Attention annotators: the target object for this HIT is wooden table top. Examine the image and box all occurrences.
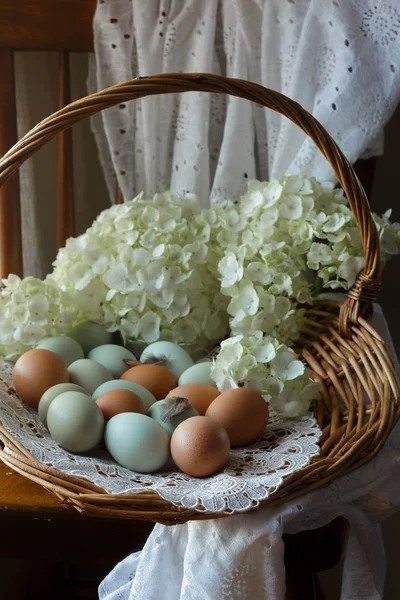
[0,460,71,514]
[0,459,154,561]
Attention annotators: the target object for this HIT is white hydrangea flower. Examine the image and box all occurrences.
[323,213,347,233]
[1,274,22,296]
[210,332,315,413]
[240,190,264,216]
[1,175,399,422]
[218,252,244,288]
[137,311,161,343]
[245,262,273,285]
[279,194,303,220]
[263,180,283,205]
[307,243,332,269]
[48,191,230,354]
[14,324,47,345]
[271,348,305,380]
[337,256,365,288]
[0,320,15,344]
[228,280,259,319]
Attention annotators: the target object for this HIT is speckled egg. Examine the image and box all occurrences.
[170,416,230,477]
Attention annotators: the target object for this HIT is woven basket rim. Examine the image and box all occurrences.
[0,301,398,523]
[0,74,397,523]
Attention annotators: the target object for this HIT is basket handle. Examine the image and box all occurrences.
[0,73,380,334]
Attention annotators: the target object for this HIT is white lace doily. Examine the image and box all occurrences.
[88,0,400,206]
[0,361,320,514]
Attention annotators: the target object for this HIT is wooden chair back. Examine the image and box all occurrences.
[0,0,123,279]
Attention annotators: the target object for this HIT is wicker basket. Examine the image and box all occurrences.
[0,73,398,524]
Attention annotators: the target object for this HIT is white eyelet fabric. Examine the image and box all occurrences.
[88,0,400,207]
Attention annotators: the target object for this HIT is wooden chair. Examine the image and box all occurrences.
[0,0,123,280]
[0,2,377,598]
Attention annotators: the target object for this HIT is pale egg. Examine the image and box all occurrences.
[47,391,105,453]
[87,344,136,378]
[105,413,170,473]
[140,341,194,379]
[68,359,113,395]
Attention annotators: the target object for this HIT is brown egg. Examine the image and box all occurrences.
[170,416,230,477]
[96,389,145,422]
[121,364,176,400]
[13,349,69,408]
[167,384,220,415]
[206,387,269,447]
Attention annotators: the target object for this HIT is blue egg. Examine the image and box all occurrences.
[178,362,216,387]
[37,336,84,367]
[105,413,170,473]
[88,344,136,378]
[148,399,199,437]
[69,322,113,355]
[140,341,194,379]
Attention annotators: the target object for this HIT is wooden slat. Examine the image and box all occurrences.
[0,1,96,52]
[115,181,124,205]
[0,48,23,278]
[57,51,74,248]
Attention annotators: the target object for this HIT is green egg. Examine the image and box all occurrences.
[87,344,136,378]
[92,380,156,410]
[178,361,216,387]
[38,383,90,427]
[125,339,148,358]
[36,336,84,367]
[105,413,170,473]
[47,391,105,453]
[148,399,199,437]
[68,359,113,395]
[69,322,113,355]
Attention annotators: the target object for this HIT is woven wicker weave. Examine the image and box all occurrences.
[0,73,398,524]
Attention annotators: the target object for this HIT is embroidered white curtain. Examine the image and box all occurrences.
[88,0,400,207]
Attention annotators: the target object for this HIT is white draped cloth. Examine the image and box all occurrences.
[90,1,400,598]
[88,0,400,207]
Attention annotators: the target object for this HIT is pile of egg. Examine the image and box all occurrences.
[12,322,269,477]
